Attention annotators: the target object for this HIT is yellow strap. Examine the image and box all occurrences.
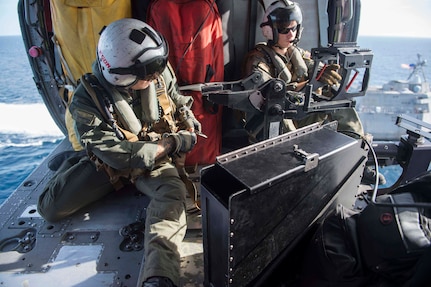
[155,77,177,131]
[156,76,173,115]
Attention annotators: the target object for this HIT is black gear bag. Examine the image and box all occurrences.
[300,172,431,286]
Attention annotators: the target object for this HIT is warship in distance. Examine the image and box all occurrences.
[356,53,431,141]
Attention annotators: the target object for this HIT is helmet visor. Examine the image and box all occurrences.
[135,56,167,80]
[109,55,167,80]
[108,37,168,82]
[269,7,302,27]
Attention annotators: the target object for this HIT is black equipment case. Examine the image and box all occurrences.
[200,122,369,287]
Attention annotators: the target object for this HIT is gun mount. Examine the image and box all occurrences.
[364,114,431,209]
[187,43,373,141]
[309,42,373,100]
[371,115,431,188]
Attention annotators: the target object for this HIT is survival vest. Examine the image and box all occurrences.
[78,73,200,207]
[244,43,311,84]
[147,0,224,166]
[79,74,177,143]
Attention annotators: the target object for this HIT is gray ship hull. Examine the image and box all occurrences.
[356,81,431,140]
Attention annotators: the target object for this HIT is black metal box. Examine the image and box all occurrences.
[201,123,368,287]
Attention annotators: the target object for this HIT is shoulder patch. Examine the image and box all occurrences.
[73,108,97,125]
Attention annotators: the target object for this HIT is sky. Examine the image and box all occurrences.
[0,0,430,38]
[358,0,431,38]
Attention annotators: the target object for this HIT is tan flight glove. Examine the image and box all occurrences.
[177,106,202,133]
[318,64,342,86]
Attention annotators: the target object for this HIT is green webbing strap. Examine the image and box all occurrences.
[80,74,125,140]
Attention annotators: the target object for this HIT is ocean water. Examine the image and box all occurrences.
[0,35,431,204]
[356,36,431,186]
[0,36,64,203]
[358,36,431,87]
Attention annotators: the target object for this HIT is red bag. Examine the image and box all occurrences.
[147,0,224,166]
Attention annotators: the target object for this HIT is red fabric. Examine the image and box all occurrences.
[147,0,224,166]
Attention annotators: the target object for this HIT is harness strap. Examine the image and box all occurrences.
[256,43,292,83]
[80,74,129,140]
[152,76,178,134]
[287,46,309,81]
[80,74,110,123]
[156,77,172,112]
[155,77,199,209]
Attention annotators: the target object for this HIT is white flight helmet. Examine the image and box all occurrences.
[260,0,303,46]
[97,18,168,87]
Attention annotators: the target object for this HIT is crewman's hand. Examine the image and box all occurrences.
[178,106,202,133]
[318,64,342,86]
[169,130,197,154]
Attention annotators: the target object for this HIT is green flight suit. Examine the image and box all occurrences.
[38,63,193,286]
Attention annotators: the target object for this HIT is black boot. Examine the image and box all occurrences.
[142,277,176,287]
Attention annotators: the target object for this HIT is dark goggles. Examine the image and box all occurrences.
[109,54,167,81]
[116,54,166,75]
[276,25,298,34]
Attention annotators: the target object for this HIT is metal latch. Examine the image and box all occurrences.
[293,144,319,172]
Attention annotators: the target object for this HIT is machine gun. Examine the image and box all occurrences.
[181,42,373,141]
[308,42,373,100]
